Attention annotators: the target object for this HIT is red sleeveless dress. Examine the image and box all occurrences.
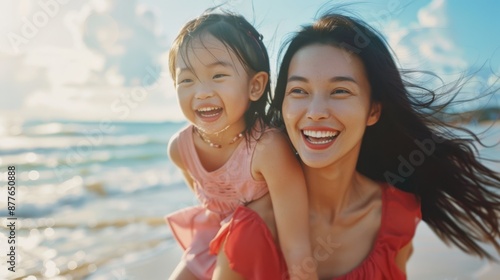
[210,184,421,280]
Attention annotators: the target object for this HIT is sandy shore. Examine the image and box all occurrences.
[407,223,500,280]
[121,223,500,280]
[124,245,182,280]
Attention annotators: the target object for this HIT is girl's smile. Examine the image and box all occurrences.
[175,34,254,137]
[195,105,223,122]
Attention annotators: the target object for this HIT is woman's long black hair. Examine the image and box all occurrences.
[269,11,500,259]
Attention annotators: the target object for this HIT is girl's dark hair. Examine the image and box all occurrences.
[169,10,271,138]
[269,11,500,259]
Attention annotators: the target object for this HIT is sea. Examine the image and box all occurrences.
[0,119,499,280]
[0,119,195,280]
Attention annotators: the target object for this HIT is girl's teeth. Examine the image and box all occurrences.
[197,107,220,112]
[196,107,222,117]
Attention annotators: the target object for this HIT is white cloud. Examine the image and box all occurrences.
[22,81,182,122]
[414,29,467,72]
[488,74,499,87]
[376,0,498,112]
[80,0,169,87]
[18,0,36,17]
[0,53,50,109]
[417,0,447,27]
[382,0,466,76]
[0,0,179,122]
[25,46,104,87]
[381,20,414,66]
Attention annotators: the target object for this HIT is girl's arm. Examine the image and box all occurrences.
[168,133,195,190]
[253,130,318,280]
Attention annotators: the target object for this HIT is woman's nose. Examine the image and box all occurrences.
[306,96,330,121]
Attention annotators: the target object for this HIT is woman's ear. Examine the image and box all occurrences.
[249,71,268,101]
[367,102,381,126]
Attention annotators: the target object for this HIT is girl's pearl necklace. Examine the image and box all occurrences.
[194,126,244,148]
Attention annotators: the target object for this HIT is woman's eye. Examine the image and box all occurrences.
[213,74,227,79]
[288,88,307,95]
[332,89,350,95]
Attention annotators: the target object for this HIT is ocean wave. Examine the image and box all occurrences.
[0,149,168,173]
[0,187,88,218]
[0,135,168,154]
[0,165,187,218]
[8,120,186,137]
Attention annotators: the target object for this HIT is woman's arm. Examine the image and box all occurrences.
[395,241,413,274]
[253,130,318,280]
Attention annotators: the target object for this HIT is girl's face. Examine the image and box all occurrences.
[174,34,256,134]
[282,44,380,169]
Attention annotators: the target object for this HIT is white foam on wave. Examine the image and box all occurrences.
[0,162,187,218]
[8,184,194,280]
[0,134,154,152]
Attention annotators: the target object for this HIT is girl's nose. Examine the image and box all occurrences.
[306,95,330,121]
[194,83,214,99]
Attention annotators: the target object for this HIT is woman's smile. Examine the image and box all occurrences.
[283,44,377,168]
[301,127,340,150]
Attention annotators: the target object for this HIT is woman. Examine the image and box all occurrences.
[210,11,500,280]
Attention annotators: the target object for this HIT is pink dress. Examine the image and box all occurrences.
[165,125,269,280]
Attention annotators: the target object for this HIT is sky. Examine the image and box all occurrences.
[0,0,499,123]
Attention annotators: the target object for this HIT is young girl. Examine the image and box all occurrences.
[211,11,500,279]
[165,11,317,280]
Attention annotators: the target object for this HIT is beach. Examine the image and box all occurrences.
[2,0,500,278]
[132,224,500,280]
[1,120,499,280]
[101,223,500,280]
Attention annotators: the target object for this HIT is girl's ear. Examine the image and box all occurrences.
[367,102,382,126]
[249,71,268,101]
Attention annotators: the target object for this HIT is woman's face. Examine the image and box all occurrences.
[282,44,380,169]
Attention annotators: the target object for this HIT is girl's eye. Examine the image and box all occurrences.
[177,78,193,85]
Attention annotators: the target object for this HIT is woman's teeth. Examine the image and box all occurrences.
[302,130,339,144]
